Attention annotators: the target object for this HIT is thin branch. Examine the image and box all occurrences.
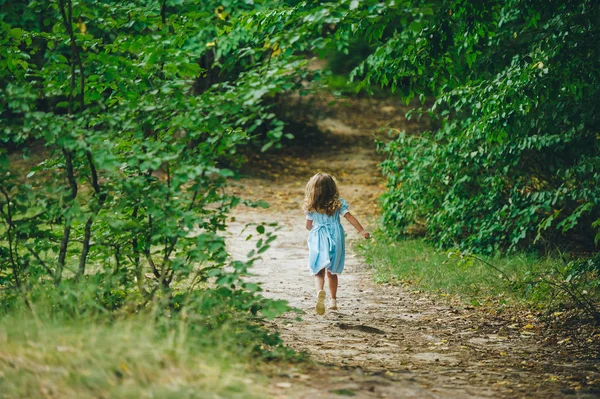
[58,0,75,114]
[24,246,53,276]
[522,279,600,324]
[56,148,78,285]
[146,251,160,278]
[57,0,86,283]
[76,151,106,281]
[58,0,85,111]
[0,187,31,309]
[131,203,144,292]
[62,148,78,198]
[0,188,19,280]
[160,0,167,25]
[471,254,513,283]
[86,150,102,197]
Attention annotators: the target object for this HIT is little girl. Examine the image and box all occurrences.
[303,173,370,315]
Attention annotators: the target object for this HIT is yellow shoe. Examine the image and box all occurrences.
[315,290,326,315]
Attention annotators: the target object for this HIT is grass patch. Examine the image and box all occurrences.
[357,232,600,316]
[0,281,300,399]
[0,313,266,399]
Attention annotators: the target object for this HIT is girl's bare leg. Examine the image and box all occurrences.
[314,268,325,294]
[326,270,338,309]
[314,269,326,315]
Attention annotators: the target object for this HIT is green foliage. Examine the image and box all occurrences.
[0,8,310,390]
[363,0,600,253]
[0,0,309,313]
[2,0,597,378]
[326,38,373,76]
[167,0,600,255]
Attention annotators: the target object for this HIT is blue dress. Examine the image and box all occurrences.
[306,198,349,275]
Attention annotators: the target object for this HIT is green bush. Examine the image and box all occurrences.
[370,0,600,253]
[0,0,306,308]
[208,0,600,255]
[0,4,305,382]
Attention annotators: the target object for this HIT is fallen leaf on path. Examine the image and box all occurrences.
[522,324,534,330]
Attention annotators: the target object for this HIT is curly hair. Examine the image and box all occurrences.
[303,173,341,216]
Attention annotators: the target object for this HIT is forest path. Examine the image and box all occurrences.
[226,94,597,398]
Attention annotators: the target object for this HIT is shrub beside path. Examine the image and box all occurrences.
[227,95,599,398]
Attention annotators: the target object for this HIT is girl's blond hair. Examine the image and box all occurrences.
[303,173,341,216]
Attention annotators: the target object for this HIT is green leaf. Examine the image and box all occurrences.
[9,28,24,40]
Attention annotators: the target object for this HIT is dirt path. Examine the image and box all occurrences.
[227,94,599,398]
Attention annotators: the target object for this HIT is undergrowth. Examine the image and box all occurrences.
[0,314,260,399]
[0,284,300,399]
[357,232,600,322]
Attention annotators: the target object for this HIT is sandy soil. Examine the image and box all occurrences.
[226,94,600,398]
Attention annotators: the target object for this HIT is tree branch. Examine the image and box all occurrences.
[76,151,106,281]
[24,245,53,276]
[55,148,78,285]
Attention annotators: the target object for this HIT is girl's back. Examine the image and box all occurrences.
[306,198,348,225]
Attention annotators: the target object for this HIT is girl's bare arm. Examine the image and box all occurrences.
[344,212,370,239]
[306,219,313,230]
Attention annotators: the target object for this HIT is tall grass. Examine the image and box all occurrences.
[0,309,269,399]
[0,282,294,399]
